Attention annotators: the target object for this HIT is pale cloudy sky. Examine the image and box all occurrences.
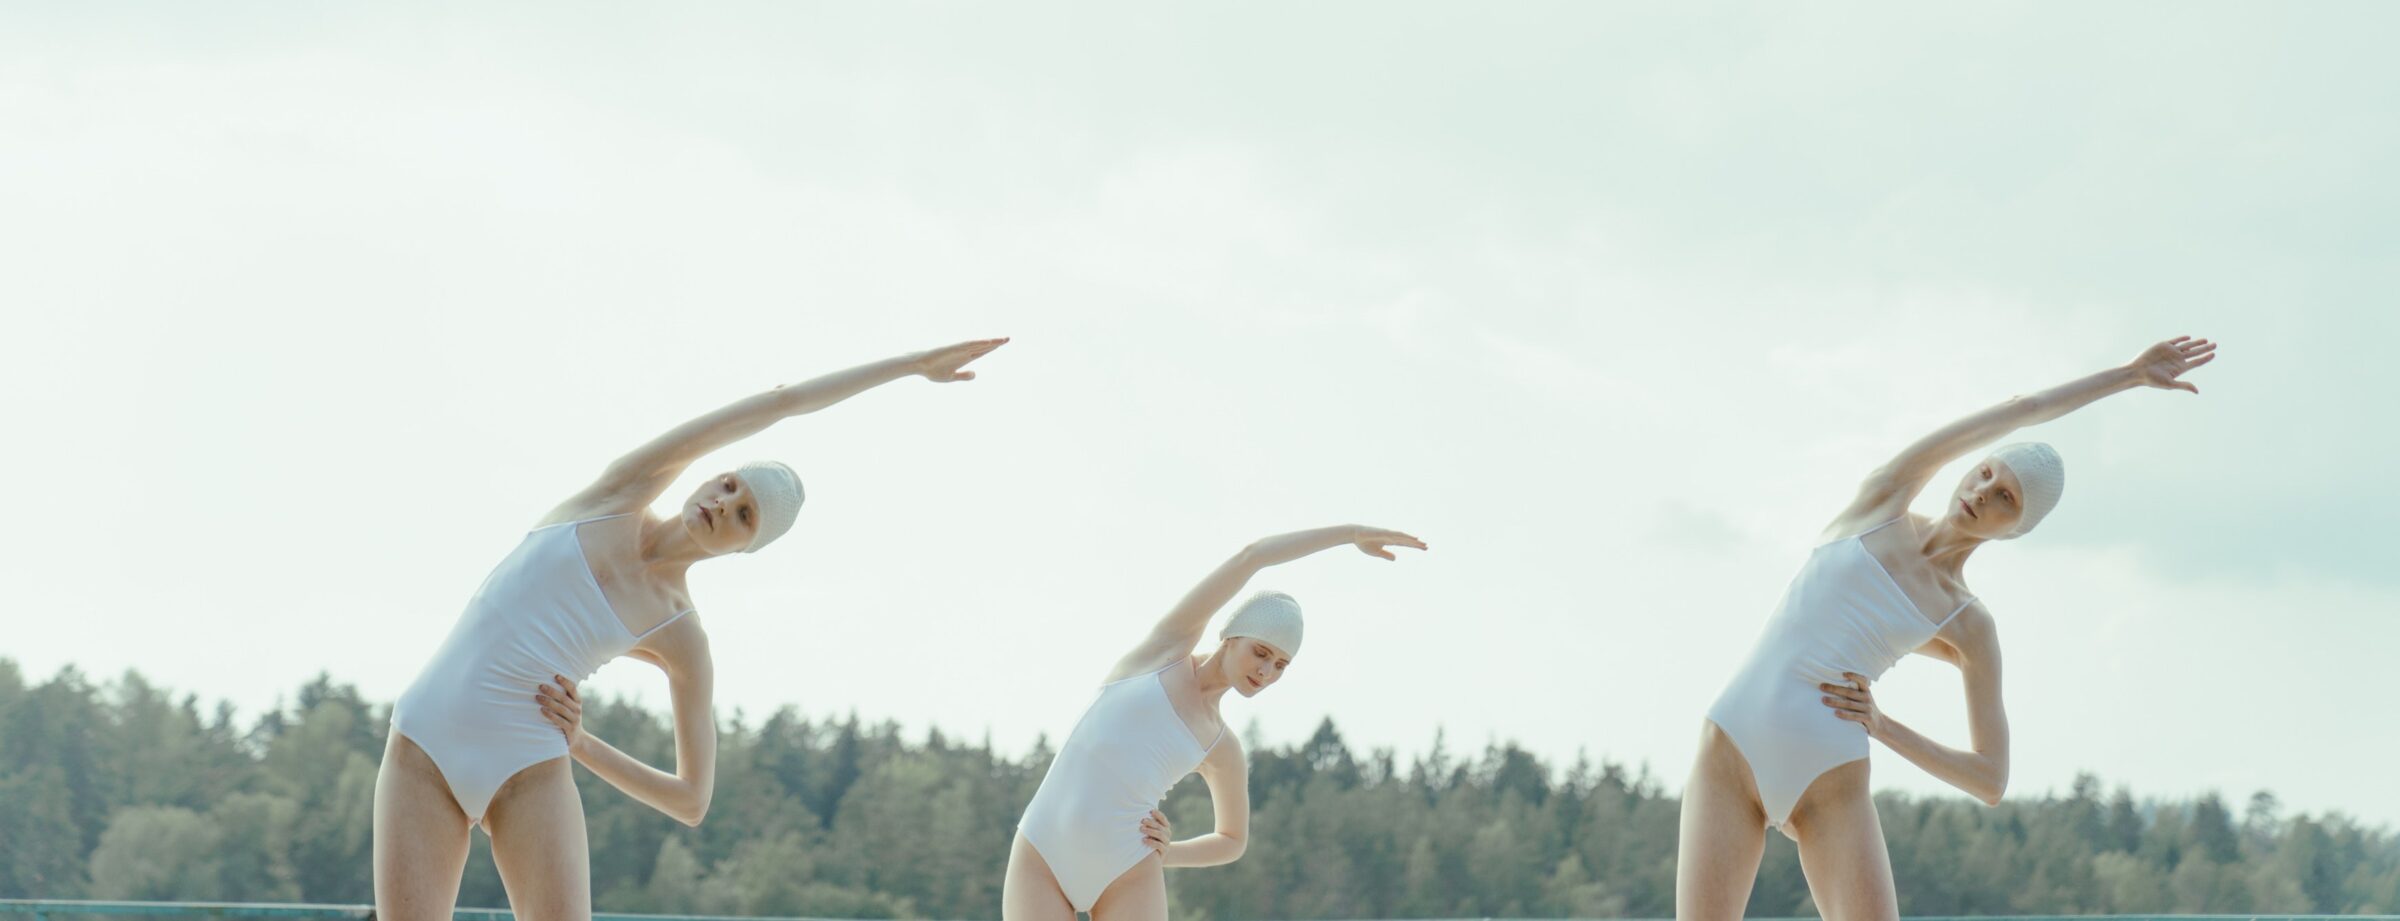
[2,3,2391,827]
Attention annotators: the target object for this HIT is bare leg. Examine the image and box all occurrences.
[1676,720,1769,921]
[483,757,593,921]
[1088,853,1168,921]
[1786,759,1899,921]
[1002,833,1079,921]
[374,732,474,921]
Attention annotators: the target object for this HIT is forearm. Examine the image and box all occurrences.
[1162,833,1247,868]
[569,732,710,825]
[1237,526,1361,569]
[2015,364,2143,427]
[766,352,924,418]
[1871,716,2008,805]
[1145,526,1358,644]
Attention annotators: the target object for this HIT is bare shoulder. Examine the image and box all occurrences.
[635,614,714,673]
[537,488,650,529]
[1200,725,1247,773]
[1939,602,2003,662]
[1105,646,1195,685]
[1823,509,1928,544]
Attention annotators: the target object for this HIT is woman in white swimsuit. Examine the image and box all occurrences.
[1676,336,2217,919]
[1001,524,1427,921]
[373,337,1007,921]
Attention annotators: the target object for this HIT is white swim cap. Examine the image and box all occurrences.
[735,460,804,552]
[1220,591,1303,657]
[1988,442,2063,539]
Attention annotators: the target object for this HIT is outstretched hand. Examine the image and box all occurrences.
[913,337,1010,382]
[1353,527,1428,561]
[2129,336,2216,393]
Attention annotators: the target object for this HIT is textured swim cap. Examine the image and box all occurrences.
[1988,442,2064,539]
[735,460,804,552]
[1220,591,1303,657]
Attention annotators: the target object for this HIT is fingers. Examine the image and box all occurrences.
[555,675,579,701]
[2185,352,2216,370]
[1385,532,1430,550]
[952,337,1010,360]
[1139,811,1170,852]
[1817,681,1868,702]
[1359,529,1429,554]
[1819,684,1869,712]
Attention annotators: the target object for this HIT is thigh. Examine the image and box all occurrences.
[1787,759,1898,921]
[1677,720,1769,921]
[483,757,592,921]
[375,732,474,921]
[1002,833,1078,921]
[1089,852,1167,921]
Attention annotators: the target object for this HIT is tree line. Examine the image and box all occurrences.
[2,660,2395,916]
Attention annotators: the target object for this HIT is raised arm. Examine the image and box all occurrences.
[1835,336,2216,528]
[551,338,1007,520]
[536,620,719,825]
[1109,525,1425,681]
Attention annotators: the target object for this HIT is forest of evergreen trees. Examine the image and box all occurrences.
[2,659,2395,917]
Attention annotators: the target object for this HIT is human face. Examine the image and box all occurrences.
[1946,458,2026,539]
[1221,636,1293,698]
[681,471,761,555]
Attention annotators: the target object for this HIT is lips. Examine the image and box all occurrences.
[1960,498,1977,520]
[699,506,714,528]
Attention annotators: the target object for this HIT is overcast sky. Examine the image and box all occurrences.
[2,2,2392,828]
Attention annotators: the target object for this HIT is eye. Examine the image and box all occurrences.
[739,506,753,524]
[2001,490,2015,505]
[1981,466,1992,479]
[721,479,735,493]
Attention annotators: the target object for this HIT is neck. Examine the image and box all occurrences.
[637,515,714,573]
[1918,517,1986,575]
[1191,647,1236,702]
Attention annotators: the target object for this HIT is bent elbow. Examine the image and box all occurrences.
[1225,835,1249,862]
[1978,774,2010,807]
[678,794,714,827]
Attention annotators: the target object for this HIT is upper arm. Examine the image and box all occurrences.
[1835,396,2038,528]
[558,390,791,518]
[643,619,720,792]
[1950,611,2009,763]
[1110,548,1260,681]
[1195,734,1250,841]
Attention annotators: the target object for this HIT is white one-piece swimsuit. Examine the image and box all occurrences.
[1705,517,1971,831]
[391,514,690,823]
[1018,661,1223,911]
